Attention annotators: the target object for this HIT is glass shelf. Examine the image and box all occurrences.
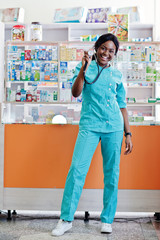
[4,101,160,105]
[127,102,160,105]
[1,102,82,125]
[4,101,81,104]
[7,81,58,83]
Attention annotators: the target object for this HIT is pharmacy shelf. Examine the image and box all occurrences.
[127,86,153,88]
[117,61,160,63]
[4,101,81,104]
[127,102,159,106]
[4,40,160,124]
[5,77,157,88]
[4,22,155,42]
[4,22,154,30]
[7,40,58,46]
[120,41,160,44]
[129,122,160,126]
[7,60,58,62]
[6,81,58,83]
[2,121,160,126]
[126,81,159,83]
[5,101,160,105]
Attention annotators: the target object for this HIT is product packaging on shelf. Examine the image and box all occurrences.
[80,35,99,41]
[12,25,25,41]
[0,7,25,22]
[117,6,140,23]
[6,43,59,104]
[7,45,58,83]
[53,7,88,23]
[5,41,160,125]
[31,22,42,41]
[86,8,111,23]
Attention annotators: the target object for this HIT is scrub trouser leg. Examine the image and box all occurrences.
[60,130,123,223]
[100,131,123,224]
[60,130,100,221]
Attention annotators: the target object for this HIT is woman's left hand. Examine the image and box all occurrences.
[124,135,133,155]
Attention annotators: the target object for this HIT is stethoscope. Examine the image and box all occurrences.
[83,50,110,85]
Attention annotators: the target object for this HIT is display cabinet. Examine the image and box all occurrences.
[0,22,160,216]
[2,40,160,125]
[3,41,59,124]
[0,22,4,211]
[2,41,95,124]
[116,41,160,124]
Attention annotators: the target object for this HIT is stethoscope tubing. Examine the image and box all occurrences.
[83,54,109,85]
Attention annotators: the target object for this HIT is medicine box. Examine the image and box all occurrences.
[86,8,111,23]
[53,7,88,23]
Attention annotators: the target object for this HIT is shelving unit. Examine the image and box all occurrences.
[1,22,160,214]
[127,86,153,88]
[2,38,160,125]
[4,22,154,41]
[0,22,4,211]
[116,40,160,124]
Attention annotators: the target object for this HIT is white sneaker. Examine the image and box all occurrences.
[51,219,72,236]
[101,223,112,234]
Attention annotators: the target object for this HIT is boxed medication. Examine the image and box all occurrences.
[117,6,140,23]
[86,8,111,23]
[53,7,88,23]
[0,8,24,22]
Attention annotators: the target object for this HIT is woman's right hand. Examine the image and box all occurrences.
[82,51,92,72]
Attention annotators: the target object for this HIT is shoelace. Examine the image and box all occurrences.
[102,223,111,227]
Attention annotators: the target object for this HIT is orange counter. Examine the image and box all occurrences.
[4,124,160,190]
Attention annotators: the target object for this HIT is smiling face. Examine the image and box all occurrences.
[96,40,116,67]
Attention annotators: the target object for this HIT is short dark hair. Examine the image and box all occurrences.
[94,33,119,55]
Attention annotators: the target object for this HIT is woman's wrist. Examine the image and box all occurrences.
[124,132,132,137]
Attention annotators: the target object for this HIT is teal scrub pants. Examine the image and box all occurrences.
[60,129,123,223]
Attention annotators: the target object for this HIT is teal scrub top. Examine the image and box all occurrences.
[72,60,127,133]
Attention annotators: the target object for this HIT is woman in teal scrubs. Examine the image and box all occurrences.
[52,33,133,236]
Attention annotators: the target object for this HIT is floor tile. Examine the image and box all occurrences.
[0,212,159,240]
[20,232,113,240]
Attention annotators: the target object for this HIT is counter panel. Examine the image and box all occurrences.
[4,125,160,189]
